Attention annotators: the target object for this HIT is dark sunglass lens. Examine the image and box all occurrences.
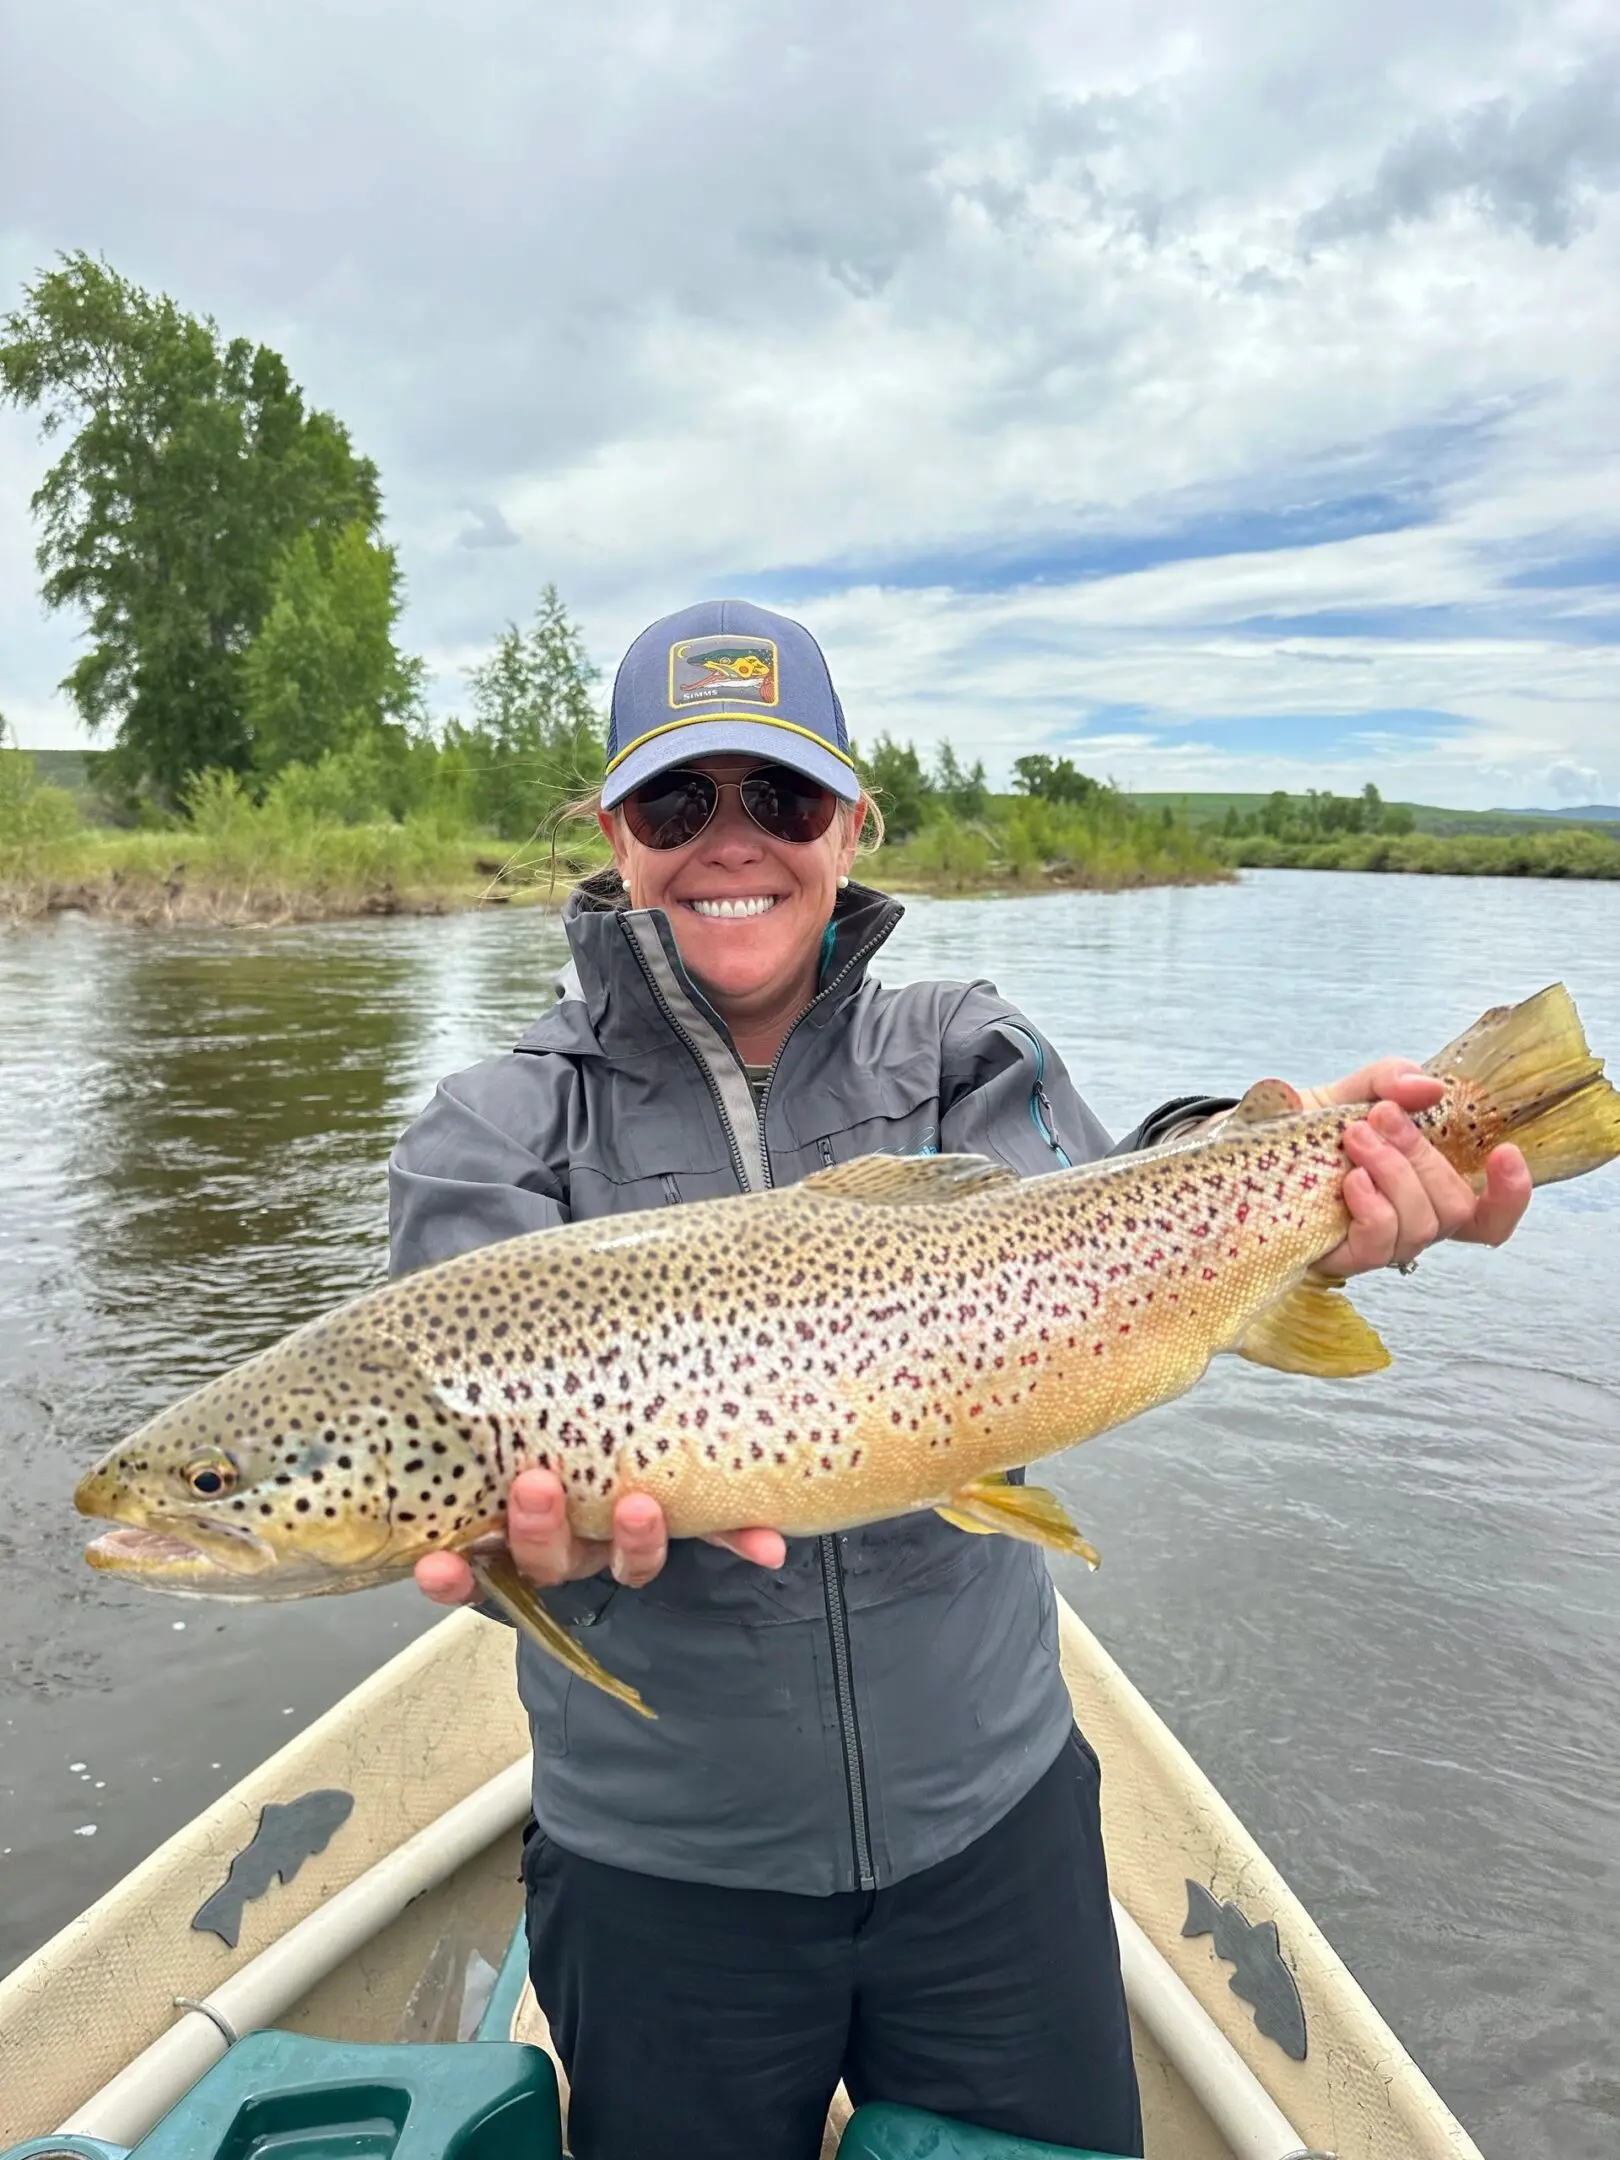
[623,770,717,849]
[741,766,837,843]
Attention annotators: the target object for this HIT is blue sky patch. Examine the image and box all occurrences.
[750,490,1437,601]
[1503,544,1620,590]
[1047,708,1473,760]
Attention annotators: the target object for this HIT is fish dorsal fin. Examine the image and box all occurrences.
[1230,1078,1304,1126]
[798,1153,1019,1206]
[1236,1273,1391,1378]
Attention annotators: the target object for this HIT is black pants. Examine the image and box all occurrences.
[523,1729,1143,2160]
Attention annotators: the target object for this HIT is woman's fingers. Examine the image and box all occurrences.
[1320,1108,1441,1275]
[609,1491,668,1588]
[508,1468,612,1584]
[414,1550,478,1605]
[1452,1143,1533,1247]
[1304,1059,1441,1113]
[415,1468,789,1603]
[1321,1099,1533,1277]
[704,1526,788,1568]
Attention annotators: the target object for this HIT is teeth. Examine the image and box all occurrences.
[690,897,778,919]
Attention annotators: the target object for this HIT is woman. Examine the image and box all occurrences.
[390,599,1530,2160]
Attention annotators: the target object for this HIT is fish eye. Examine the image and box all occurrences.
[183,1452,238,1499]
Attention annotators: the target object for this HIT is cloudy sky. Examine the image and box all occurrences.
[3,0,1618,805]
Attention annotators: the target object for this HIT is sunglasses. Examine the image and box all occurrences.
[620,763,839,851]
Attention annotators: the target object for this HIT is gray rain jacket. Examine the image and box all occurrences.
[388,875,1227,1896]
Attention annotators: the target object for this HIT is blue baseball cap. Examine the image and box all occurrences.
[600,599,860,809]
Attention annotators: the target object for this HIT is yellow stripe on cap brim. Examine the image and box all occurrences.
[604,712,858,780]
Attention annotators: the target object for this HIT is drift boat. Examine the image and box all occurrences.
[0,1598,1481,2160]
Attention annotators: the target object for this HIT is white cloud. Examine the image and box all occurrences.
[2,1,1618,802]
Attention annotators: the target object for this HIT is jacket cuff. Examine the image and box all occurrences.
[1110,1094,1239,1155]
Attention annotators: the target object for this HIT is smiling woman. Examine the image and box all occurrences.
[378,595,1529,2160]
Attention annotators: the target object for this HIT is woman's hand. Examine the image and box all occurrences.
[1299,1060,1532,1278]
[414,1468,787,1608]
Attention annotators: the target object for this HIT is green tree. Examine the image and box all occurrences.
[1011,753,1098,806]
[1260,789,1294,838]
[457,585,603,836]
[0,253,387,806]
[857,734,933,839]
[242,522,422,779]
[932,740,988,819]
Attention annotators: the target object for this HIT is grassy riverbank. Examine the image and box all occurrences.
[11,752,1619,929]
[1209,826,1620,878]
[1,752,1229,923]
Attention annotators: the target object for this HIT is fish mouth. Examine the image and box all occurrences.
[83,1517,279,1584]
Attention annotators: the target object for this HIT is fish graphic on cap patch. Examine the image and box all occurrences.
[669,634,778,705]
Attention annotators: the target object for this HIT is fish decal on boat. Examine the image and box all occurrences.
[1183,1878,1308,2061]
[191,1788,355,1947]
[75,985,1620,1719]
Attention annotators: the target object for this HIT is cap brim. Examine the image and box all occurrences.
[601,718,860,808]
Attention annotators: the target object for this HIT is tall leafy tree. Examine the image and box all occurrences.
[0,253,386,805]
[242,521,422,778]
[856,735,933,838]
[455,586,603,835]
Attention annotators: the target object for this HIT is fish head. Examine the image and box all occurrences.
[75,1308,503,1599]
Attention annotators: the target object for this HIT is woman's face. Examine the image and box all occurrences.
[599,755,865,1017]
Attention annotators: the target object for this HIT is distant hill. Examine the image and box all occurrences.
[1127,792,1620,839]
[23,750,94,793]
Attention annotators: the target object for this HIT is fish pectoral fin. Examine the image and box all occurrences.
[799,1153,1020,1205]
[470,1550,655,1720]
[1235,1274,1391,1379]
[936,1475,1100,1568]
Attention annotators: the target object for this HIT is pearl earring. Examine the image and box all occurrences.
[837,874,850,889]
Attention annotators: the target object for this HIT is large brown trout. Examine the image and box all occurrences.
[78,984,1620,1715]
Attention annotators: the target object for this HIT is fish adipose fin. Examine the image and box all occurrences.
[1428,982,1620,1187]
[471,1549,655,1720]
[800,1154,1020,1205]
[1236,1274,1391,1379]
[936,1474,1101,1568]
[1229,1078,1304,1125]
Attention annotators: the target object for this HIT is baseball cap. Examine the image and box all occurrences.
[600,599,860,809]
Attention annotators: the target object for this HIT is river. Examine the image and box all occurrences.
[1,869,1616,2157]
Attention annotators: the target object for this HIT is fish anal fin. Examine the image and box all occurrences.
[936,1475,1100,1567]
[1230,1078,1304,1126]
[800,1153,1019,1206]
[472,1550,654,1719]
[1236,1275,1391,1379]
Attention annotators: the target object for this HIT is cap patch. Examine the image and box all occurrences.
[669,635,778,710]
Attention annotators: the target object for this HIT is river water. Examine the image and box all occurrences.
[1,869,1616,2156]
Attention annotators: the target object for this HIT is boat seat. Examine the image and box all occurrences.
[837,2099,1129,2160]
[2,2032,563,2160]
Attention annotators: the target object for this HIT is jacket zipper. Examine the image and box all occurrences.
[753,922,892,1895]
[1004,1021,1072,1169]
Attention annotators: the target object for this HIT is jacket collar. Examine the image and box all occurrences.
[518,869,903,1059]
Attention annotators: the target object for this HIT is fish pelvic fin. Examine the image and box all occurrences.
[799,1153,1020,1205]
[1236,1274,1391,1379]
[471,1550,655,1720]
[936,1475,1100,1568]
[1426,983,1620,1187]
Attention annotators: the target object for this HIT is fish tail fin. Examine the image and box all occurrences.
[1427,983,1620,1187]
[471,1550,655,1719]
[937,1474,1100,1568]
